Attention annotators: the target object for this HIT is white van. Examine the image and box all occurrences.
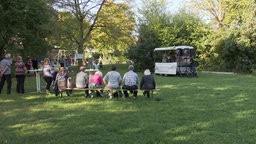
[154,45,196,76]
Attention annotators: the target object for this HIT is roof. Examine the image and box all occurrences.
[154,46,194,51]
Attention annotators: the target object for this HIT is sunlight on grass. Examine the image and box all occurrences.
[172,135,190,141]
[231,93,249,103]
[213,87,228,91]
[2,65,256,143]
[235,109,254,119]
[162,84,175,88]
[169,126,188,134]
[0,99,15,103]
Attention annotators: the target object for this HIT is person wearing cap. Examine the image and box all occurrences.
[76,66,89,97]
[103,64,122,99]
[140,69,156,98]
[122,65,139,99]
[0,53,12,94]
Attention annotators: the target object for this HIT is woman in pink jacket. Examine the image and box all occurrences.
[89,70,103,97]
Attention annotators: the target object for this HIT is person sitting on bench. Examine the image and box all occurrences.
[103,64,122,99]
[140,69,156,98]
[122,65,139,99]
[89,70,103,97]
[76,66,89,97]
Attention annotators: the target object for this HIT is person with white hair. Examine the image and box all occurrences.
[140,69,156,98]
[89,70,103,97]
[122,65,139,99]
[0,53,12,94]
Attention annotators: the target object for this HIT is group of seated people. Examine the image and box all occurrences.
[51,63,156,99]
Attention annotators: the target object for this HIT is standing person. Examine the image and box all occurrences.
[32,57,38,70]
[67,55,72,72]
[103,64,122,99]
[0,53,12,95]
[89,70,103,97]
[15,56,27,94]
[76,66,89,97]
[43,58,54,94]
[25,56,32,75]
[122,65,139,99]
[140,69,156,98]
[99,56,103,68]
[59,56,65,67]
[54,67,71,97]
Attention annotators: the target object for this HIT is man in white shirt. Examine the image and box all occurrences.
[103,64,122,99]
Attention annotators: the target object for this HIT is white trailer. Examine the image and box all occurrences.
[154,46,196,76]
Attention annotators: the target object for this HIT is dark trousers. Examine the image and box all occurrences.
[122,85,138,97]
[84,85,89,97]
[16,75,25,93]
[143,91,151,98]
[0,74,12,94]
[43,76,53,90]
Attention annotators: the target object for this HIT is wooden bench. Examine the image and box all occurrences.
[65,87,160,98]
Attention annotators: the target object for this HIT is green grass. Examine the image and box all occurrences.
[1,64,256,144]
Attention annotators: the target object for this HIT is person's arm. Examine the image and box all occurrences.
[1,62,8,74]
[140,77,144,89]
[103,74,108,85]
[152,77,156,89]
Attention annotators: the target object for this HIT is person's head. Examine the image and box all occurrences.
[111,64,116,71]
[17,55,22,61]
[128,65,134,71]
[59,67,65,73]
[144,69,151,75]
[95,70,102,77]
[44,58,50,65]
[5,53,11,59]
[80,66,86,71]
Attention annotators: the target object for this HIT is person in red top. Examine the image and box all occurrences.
[89,70,103,97]
[66,55,72,72]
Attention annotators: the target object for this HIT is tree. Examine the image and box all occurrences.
[0,0,54,58]
[129,0,206,71]
[189,0,226,29]
[54,0,107,66]
[90,1,136,59]
[190,0,256,72]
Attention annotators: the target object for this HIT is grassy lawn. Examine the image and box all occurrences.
[1,64,256,144]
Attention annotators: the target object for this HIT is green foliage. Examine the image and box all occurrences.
[190,0,256,73]
[129,0,208,71]
[0,0,53,58]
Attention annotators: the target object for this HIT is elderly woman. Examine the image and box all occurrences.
[89,70,103,97]
[54,67,71,97]
[43,58,53,94]
[15,56,27,94]
[140,69,156,98]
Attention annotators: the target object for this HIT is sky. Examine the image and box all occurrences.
[128,0,187,14]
